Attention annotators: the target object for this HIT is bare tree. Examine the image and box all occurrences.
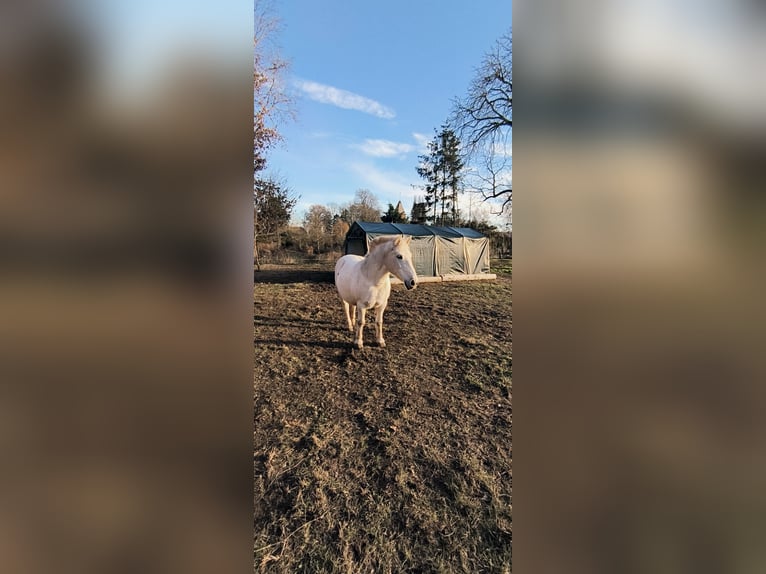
[346,189,382,223]
[466,131,512,214]
[451,30,512,213]
[331,217,350,248]
[303,204,333,252]
[253,2,295,268]
[254,1,293,174]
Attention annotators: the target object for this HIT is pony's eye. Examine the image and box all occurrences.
[396,254,403,260]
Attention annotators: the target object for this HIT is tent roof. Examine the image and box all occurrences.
[350,221,487,239]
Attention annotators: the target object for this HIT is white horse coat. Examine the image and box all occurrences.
[334,235,418,348]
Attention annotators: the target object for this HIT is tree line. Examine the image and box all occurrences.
[254,183,507,266]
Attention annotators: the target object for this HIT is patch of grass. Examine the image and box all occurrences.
[464,372,486,392]
[491,258,512,276]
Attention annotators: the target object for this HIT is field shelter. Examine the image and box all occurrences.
[343,222,493,280]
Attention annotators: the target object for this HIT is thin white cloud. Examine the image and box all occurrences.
[356,139,414,158]
[293,78,395,119]
[347,162,418,202]
[412,132,431,151]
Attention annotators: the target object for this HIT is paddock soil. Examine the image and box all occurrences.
[254,262,512,573]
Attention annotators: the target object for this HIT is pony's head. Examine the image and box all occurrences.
[371,235,418,290]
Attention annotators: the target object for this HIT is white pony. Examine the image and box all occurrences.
[334,235,418,348]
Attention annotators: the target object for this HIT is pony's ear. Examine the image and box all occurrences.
[393,236,402,246]
[404,235,412,244]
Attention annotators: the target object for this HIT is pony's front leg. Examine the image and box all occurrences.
[354,307,367,349]
[375,306,386,347]
[342,300,354,332]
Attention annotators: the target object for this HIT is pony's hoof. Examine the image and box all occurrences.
[378,340,386,348]
[355,342,364,349]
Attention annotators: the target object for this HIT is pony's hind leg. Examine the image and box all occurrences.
[350,305,357,331]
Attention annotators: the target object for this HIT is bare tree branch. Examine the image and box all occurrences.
[450,30,512,214]
[254,1,293,173]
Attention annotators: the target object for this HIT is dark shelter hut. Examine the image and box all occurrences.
[343,222,491,278]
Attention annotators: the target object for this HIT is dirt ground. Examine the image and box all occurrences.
[254,261,512,573]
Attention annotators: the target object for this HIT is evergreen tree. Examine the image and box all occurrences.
[410,197,427,224]
[416,125,464,225]
[253,176,298,269]
[381,203,408,223]
[416,139,438,224]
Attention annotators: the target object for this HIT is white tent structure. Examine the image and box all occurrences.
[343,222,495,283]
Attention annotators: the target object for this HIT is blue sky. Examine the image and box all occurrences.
[267,1,512,225]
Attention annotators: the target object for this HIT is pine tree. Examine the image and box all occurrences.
[254,176,297,269]
[416,125,464,226]
[416,139,439,224]
[440,128,464,225]
[410,197,427,224]
[381,203,408,223]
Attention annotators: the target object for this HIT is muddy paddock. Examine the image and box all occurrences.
[254,262,512,573]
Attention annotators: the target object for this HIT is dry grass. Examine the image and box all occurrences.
[254,263,511,573]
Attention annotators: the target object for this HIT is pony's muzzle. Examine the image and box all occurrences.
[406,278,417,290]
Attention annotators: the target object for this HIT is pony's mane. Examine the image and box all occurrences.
[368,236,398,252]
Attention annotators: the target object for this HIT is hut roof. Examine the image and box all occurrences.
[349,222,487,239]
